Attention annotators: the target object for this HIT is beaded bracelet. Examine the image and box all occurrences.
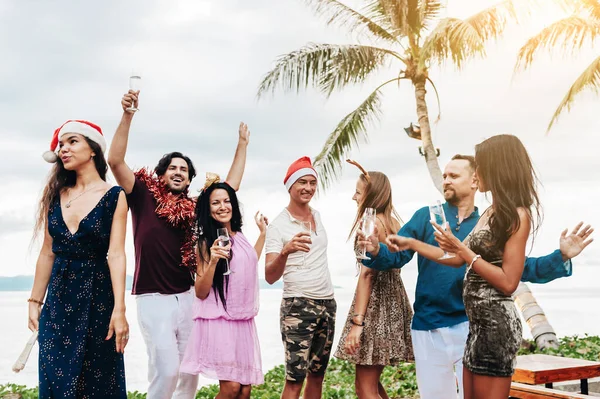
[27,298,44,306]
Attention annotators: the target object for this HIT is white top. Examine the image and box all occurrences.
[265,207,334,300]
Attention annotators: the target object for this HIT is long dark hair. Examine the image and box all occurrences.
[195,182,243,310]
[34,138,107,238]
[349,171,402,240]
[475,134,541,248]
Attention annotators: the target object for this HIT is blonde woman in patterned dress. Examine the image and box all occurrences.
[334,160,414,399]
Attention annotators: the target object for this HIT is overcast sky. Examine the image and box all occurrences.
[0,0,598,296]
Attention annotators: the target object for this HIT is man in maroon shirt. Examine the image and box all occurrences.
[108,90,249,399]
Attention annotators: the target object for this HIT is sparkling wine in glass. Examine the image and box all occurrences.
[127,69,141,112]
[356,208,376,261]
[429,200,455,260]
[216,228,232,275]
[299,221,313,269]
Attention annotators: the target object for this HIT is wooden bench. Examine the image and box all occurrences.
[513,354,600,395]
[510,382,592,398]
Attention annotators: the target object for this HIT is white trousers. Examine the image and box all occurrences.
[412,321,469,399]
[136,288,198,399]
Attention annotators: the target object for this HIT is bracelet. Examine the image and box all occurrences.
[27,298,44,306]
[351,319,365,327]
[469,254,481,268]
[353,313,365,318]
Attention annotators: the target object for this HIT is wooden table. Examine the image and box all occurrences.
[513,354,600,395]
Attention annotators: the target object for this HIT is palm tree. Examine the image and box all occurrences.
[516,0,600,131]
[258,0,535,192]
[258,0,560,350]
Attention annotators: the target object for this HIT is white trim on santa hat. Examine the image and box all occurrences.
[58,121,106,153]
[284,168,318,191]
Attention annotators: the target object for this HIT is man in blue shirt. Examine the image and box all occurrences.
[360,155,592,399]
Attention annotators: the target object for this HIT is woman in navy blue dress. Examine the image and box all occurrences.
[29,120,129,398]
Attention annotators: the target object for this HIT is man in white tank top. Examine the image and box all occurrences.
[265,156,336,399]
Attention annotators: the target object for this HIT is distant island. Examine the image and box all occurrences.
[0,275,283,291]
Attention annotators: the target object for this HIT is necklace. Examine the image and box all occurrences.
[65,185,98,208]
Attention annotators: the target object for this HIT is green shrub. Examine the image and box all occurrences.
[3,335,598,399]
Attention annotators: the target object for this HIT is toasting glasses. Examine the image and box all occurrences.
[126,69,141,112]
[356,208,376,261]
[299,221,313,269]
[429,200,455,259]
[216,228,231,275]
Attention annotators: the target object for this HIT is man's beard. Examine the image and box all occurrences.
[444,188,459,205]
[167,183,186,194]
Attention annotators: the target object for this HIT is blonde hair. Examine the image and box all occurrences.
[349,171,402,240]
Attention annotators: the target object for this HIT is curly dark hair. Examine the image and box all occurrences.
[154,152,196,181]
[195,182,243,310]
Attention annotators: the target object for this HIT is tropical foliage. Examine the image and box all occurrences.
[2,335,598,398]
[258,0,537,191]
[516,0,600,131]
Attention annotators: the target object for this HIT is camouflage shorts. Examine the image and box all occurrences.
[280,297,337,382]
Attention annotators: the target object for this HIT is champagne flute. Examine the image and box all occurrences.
[356,208,376,261]
[429,200,455,259]
[126,69,141,112]
[216,228,232,275]
[299,221,312,269]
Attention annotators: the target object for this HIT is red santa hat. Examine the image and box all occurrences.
[284,156,318,191]
[42,120,106,163]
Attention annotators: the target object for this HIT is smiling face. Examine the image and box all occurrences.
[58,133,95,170]
[289,175,317,205]
[159,157,190,193]
[209,188,233,226]
[352,176,367,206]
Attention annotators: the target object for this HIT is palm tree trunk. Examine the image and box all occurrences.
[413,80,444,194]
[513,283,559,350]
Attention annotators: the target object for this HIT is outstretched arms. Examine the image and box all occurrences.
[107,91,138,194]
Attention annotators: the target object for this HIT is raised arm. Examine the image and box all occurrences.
[28,222,55,332]
[253,212,269,259]
[105,191,129,353]
[225,122,250,192]
[522,222,594,283]
[107,91,138,194]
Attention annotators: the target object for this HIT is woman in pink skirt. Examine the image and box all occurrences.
[180,174,267,398]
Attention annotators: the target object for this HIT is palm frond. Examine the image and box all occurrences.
[362,0,399,35]
[302,0,399,43]
[422,0,531,68]
[257,43,401,98]
[548,54,600,131]
[421,17,486,68]
[376,0,410,33]
[419,0,444,31]
[569,0,600,21]
[515,16,600,71]
[318,45,402,96]
[314,77,402,189]
[462,0,521,42]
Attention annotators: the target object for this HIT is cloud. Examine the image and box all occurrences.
[0,0,599,283]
